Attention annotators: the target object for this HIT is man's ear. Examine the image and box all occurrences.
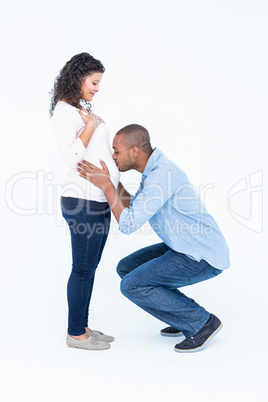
[131,146,140,158]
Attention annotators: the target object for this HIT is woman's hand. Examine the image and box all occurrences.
[77,109,104,129]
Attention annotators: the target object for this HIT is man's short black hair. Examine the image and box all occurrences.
[116,124,153,154]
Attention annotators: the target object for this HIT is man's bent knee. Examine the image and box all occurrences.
[120,275,136,297]
[116,258,129,279]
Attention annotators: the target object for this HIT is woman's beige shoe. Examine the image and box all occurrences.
[66,333,111,350]
[90,330,115,343]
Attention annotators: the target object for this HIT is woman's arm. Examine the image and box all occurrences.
[78,120,97,148]
[77,110,103,148]
[52,105,103,168]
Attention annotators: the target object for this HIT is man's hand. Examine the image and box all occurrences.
[77,160,126,222]
[76,160,111,190]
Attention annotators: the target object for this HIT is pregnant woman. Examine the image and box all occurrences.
[50,52,120,350]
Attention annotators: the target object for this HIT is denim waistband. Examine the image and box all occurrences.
[60,196,109,210]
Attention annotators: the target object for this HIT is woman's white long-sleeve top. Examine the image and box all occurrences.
[52,101,120,202]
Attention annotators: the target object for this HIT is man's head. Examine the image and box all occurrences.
[112,124,153,172]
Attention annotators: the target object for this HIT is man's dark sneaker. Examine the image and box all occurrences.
[174,314,223,353]
[160,326,183,337]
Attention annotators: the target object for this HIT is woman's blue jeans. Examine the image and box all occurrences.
[61,196,111,336]
[117,242,223,338]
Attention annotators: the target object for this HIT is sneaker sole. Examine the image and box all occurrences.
[160,331,183,337]
[174,322,223,353]
[68,345,111,350]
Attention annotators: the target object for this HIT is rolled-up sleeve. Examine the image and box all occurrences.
[118,207,131,233]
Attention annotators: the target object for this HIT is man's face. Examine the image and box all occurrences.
[112,134,136,172]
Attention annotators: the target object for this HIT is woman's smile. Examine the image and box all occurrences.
[81,72,102,102]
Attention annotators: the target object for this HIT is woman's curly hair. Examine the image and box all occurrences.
[49,52,105,117]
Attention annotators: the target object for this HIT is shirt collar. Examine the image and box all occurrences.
[142,147,162,178]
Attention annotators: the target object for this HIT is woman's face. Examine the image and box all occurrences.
[81,72,103,102]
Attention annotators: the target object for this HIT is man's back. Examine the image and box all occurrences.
[119,147,230,269]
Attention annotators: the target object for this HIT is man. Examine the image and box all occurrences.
[76,124,230,353]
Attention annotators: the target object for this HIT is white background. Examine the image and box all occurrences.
[1,1,267,401]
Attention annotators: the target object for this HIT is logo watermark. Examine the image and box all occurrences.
[227,169,263,233]
[5,168,264,235]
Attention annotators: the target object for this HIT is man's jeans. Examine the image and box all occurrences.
[61,196,111,336]
[117,242,222,338]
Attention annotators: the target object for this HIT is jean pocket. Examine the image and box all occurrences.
[188,269,209,285]
[188,266,222,285]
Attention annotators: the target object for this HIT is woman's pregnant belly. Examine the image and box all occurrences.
[83,123,120,188]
